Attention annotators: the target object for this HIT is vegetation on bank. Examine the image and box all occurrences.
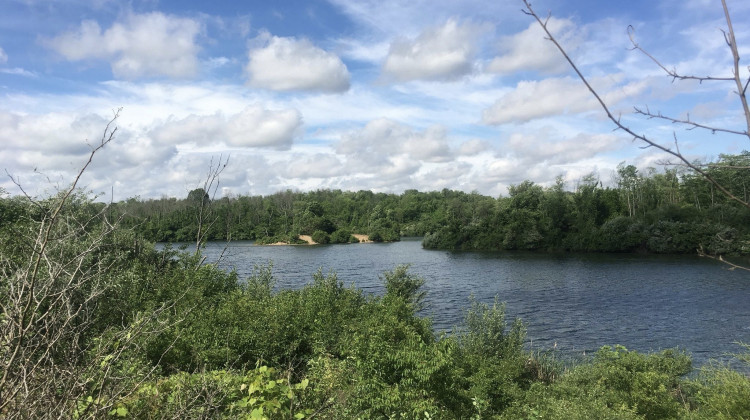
[114,154,750,255]
[1,188,749,419]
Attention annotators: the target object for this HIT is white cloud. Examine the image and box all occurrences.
[336,118,452,163]
[337,38,390,64]
[382,19,484,82]
[413,161,473,190]
[482,75,648,125]
[152,105,303,150]
[458,139,490,156]
[286,153,346,179]
[506,130,622,165]
[47,12,203,79]
[482,77,595,124]
[487,17,576,75]
[0,47,7,64]
[246,35,351,92]
[226,106,302,148]
[0,68,37,77]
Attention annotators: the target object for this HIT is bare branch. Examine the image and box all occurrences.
[721,0,750,135]
[627,25,734,83]
[633,106,749,136]
[521,0,750,212]
[194,154,230,255]
[698,246,750,272]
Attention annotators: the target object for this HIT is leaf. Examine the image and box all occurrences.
[250,407,264,419]
[115,406,128,417]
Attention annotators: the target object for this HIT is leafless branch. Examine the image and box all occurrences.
[633,107,749,137]
[195,154,230,253]
[698,246,750,272]
[521,0,750,213]
[0,108,193,418]
[627,25,735,83]
[721,0,750,134]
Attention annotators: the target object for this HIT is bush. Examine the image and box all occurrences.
[114,366,312,419]
[311,229,330,244]
[330,228,357,243]
[499,346,694,420]
[369,228,400,242]
[457,298,529,415]
[689,344,750,420]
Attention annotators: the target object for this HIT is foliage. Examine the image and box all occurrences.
[687,343,750,419]
[311,229,330,244]
[3,184,750,419]
[109,155,750,255]
[501,345,693,420]
[111,366,312,419]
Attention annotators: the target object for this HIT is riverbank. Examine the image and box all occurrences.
[263,233,372,245]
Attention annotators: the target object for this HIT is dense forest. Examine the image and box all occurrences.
[116,153,750,255]
[1,178,750,418]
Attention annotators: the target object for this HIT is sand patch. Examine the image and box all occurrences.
[352,234,372,243]
[298,235,316,245]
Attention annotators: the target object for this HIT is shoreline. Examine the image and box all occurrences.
[261,233,373,246]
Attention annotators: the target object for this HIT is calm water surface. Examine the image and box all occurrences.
[174,238,750,366]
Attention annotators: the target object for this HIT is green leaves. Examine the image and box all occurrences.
[231,365,313,420]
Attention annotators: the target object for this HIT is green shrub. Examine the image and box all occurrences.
[115,366,312,419]
[457,298,529,415]
[330,228,357,243]
[689,344,750,420]
[311,229,330,244]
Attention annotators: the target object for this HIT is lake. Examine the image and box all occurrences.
[174,238,750,367]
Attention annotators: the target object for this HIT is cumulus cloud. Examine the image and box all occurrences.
[482,77,594,124]
[286,153,346,179]
[336,118,452,163]
[487,18,577,75]
[0,106,302,200]
[151,105,303,150]
[226,106,302,148]
[482,75,648,125]
[506,130,622,165]
[0,111,109,167]
[46,12,202,79]
[413,161,473,190]
[325,118,470,190]
[382,19,483,82]
[457,139,490,156]
[246,35,351,92]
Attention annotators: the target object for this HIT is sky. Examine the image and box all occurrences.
[1,0,749,201]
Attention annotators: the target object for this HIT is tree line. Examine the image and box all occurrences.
[115,153,750,255]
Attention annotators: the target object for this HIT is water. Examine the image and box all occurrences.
[169,238,750,367]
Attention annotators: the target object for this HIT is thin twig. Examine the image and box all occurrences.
[521,1,750,212]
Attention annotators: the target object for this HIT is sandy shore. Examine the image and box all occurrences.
[299,235,315,244]
[352,234,372,243]
[260,233,371,245]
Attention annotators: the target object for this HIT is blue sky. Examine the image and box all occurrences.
[1,0,749,200]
